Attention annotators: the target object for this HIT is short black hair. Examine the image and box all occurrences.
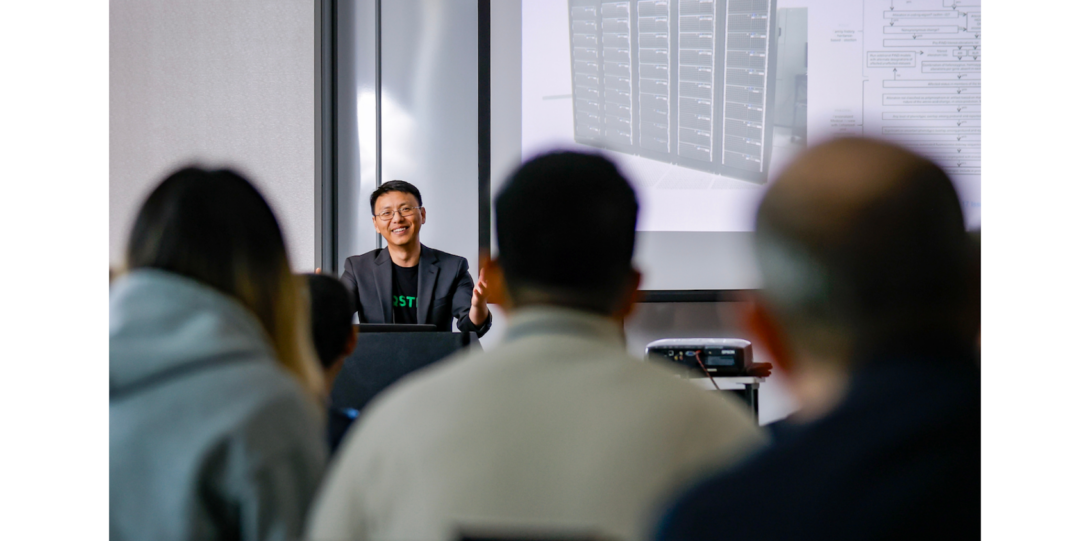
[305,274,355,369]
[495,151,638,314]
[370,180,422,215]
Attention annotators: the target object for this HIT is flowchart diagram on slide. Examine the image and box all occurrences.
[862,0,980,176]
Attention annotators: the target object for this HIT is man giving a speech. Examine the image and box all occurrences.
[340,180,492,336]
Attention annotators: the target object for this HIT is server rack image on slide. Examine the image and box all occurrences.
[568,0,778,183]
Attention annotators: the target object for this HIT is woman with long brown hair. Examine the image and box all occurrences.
[110,167,326,541]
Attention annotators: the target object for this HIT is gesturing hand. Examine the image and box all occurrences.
[471,268,491,308]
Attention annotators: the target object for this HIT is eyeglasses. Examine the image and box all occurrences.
[373,206,422,221]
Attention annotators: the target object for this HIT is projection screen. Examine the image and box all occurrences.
[490,0,982,293]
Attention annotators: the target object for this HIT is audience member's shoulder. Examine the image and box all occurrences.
[223,361,326,460]
[654,449,773,540]
[251,361,321,407]
[574,352,766,445]
[638,357,756,411]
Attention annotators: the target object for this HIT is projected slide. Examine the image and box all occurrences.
[568,0,778,183]
[861,0,981,178]
[521,0,981,233]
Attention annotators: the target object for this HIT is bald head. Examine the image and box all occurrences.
[755,137,972,361]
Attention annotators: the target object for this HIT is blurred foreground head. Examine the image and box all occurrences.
[126,167,323,393]
[753,137,973,367]
[305,274,356,370]
[493,151,640,316]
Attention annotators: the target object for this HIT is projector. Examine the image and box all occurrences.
[645,338,753,377]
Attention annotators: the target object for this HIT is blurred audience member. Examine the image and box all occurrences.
[655,138,980,540]
[110,167,327,541]
[969,229,981,351]
[304,273,360,453]
[306,152,765,541]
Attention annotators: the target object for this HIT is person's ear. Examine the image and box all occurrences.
[372,215,381,234]
[419,206,426,225]
[342,329,359,358]
[482,257,511,312]
[742,298,796,377]
[612,269,643,322]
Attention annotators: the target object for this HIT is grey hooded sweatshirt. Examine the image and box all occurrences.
[110,270,327,541]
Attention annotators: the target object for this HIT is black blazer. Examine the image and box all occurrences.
[340,245,492,336]
[655,341,981,541]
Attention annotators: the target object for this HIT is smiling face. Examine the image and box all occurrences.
[372,190,426,248]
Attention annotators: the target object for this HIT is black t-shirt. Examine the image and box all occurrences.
[391,263,419,324]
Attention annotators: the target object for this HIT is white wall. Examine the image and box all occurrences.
[378,0,481,274]
[110,0,316,271]
[335,0,480,277]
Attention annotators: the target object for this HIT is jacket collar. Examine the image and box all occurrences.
[372,248,393,321]
[417,245,440,323]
